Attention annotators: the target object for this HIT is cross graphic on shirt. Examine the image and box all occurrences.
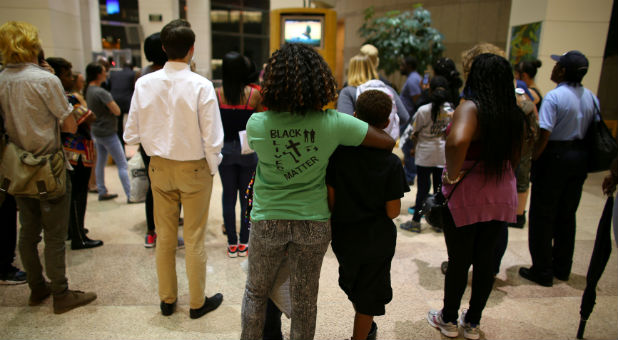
[286,140,301,157]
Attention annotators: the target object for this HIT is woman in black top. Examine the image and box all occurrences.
[217,52,263,258]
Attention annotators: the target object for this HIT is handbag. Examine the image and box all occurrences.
[0,123,67,200]
[421,162,478,230]
[128,151,148,203]
[585,98,618,173]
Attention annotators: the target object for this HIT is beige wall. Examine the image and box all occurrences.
[0,0,93,72]
[137,0,179,69]
[271,0,306,10]
[508,0,613,96]
[186,0,212,78]
[334,0,512,89]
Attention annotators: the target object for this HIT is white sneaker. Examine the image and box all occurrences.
[427,309,459,338]
[458,309,480,340]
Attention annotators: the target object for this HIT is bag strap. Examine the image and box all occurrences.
[591,94,601,119]
[445,160,480,201]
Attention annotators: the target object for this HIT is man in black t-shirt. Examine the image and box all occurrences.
[326,90,409,340]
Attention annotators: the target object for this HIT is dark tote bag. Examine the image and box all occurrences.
[586,99,618,173]
[421,161,478,230]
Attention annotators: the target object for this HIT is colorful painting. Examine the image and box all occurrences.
[509,21,542,65]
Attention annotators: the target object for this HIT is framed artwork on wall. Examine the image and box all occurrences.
[509,21,542,65]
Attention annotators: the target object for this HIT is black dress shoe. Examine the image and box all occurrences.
[160,300,176,316]
[71,237,104,250]
[519,267,553,287]
[554,271,570,281]
[189,293,223,319]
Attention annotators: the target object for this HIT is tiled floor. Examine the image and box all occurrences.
[0,162,616,340]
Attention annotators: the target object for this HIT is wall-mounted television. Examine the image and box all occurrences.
[280,14,324,48]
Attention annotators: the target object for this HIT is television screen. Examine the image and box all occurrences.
[106,0,120,15]
[282,16,323,48]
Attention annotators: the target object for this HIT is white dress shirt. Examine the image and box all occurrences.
[124,61,223,174]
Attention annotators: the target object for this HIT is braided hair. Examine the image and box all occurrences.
[261,43,337,114]
[429,76,449,123]
[463,53,524,179]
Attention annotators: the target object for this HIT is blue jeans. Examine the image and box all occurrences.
[402,141,417,185]
[94,134,130,198]
[219,163,255,245]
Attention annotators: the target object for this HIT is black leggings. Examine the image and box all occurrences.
[139,146,155,233]
[442,220,504,324]
[68,158,92,234]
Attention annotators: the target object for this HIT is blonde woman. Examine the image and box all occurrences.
[337,54,409,134]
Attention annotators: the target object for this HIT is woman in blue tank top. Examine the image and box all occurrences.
[217,51,263,258]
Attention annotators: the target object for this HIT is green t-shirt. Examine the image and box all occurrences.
[247,109,369,221]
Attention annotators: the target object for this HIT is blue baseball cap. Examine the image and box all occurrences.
[550,50,589,75]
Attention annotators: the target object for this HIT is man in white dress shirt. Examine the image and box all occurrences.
[124,19,224,319]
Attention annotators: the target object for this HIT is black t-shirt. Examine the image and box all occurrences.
[326,146,409,261]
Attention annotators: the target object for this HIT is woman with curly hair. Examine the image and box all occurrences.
[426,53,523,340]
[240,43,395,340]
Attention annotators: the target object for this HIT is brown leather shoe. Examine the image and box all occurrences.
[53,289,97,314]
[28,282,51,306]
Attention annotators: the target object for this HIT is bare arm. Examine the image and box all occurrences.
[327,184,335,212]
[385,199,401,219]
[107,100,121,116]
[61,114,78,134]
[360,125,395,151]
[533,129,551,160]
[249,88,265,112]
[445,100,478,180]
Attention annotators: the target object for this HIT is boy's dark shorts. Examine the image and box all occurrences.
[337,255,393,316]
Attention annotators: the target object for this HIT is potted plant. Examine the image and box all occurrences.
[359,5,445,75]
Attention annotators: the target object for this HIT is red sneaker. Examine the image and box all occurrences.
[144,233,157,248]
[237,244,248,257]
[227,245,238,258]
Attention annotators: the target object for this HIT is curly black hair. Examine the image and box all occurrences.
[463,53,524,180]
[356,90,391,127]
[261,43,337,114]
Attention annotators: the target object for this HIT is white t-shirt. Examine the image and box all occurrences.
[411,102,453,167]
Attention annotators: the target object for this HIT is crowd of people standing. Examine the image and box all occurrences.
[0,16,610,340]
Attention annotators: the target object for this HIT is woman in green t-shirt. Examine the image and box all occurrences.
[240,43,395,340]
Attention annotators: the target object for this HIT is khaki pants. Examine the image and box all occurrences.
[149,156,213,309]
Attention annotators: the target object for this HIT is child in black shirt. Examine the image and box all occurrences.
[326,90,409,340]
